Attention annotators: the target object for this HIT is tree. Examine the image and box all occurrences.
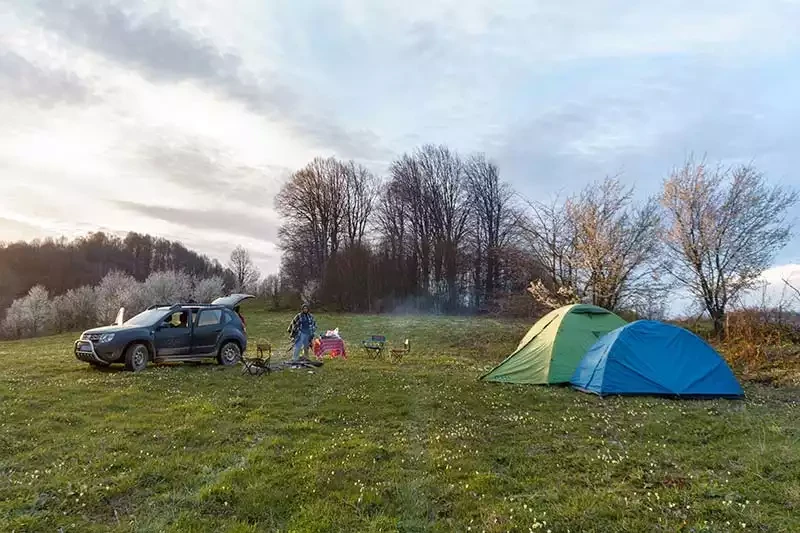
[383,144,470,311]
[51,286,98,331]
[275,157,347,281]
[192,276,226,303]
[661,157,798,337]
[464,153,518,307]
[521,178,663,313]
[2,285,52,338]
[0,231,232,318]
[143,271,193,304]
[566,177,663,311]
[229,246,261,293]
[95,271,142,323]
[519,195,581,309]
[260,274,282,309]
[342,161,377,248]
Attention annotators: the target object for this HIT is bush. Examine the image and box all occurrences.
[1,285,52,338]
[143,271,193,305]
[192,276,225,303]
[0,270,231,340]
[96,271,143,324]
[51,286,98,332]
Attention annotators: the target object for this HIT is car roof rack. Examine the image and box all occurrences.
[146,303,183,311]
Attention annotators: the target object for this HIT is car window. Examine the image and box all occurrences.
[163,311,189,329]
[125,308,168,327]
[197,309,223,327]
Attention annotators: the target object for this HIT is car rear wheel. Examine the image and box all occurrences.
[218,341,241,366]
[124,343,149,372]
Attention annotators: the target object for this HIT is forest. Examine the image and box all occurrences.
[273,146,797,336]
[1,147,797,341]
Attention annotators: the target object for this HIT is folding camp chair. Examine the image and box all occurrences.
[362,335,386,358]
[390,339,410,362]
[241,343,273,375]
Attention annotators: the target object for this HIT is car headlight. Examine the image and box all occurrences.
[99,333,115,343]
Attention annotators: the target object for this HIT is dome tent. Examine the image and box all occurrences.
[571,320,744,398]
[480,304,627,385]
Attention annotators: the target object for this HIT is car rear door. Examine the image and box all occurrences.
[192,309,224,354]
[211,294,255,308]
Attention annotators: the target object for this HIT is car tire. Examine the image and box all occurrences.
[217,341,241,366]
[124,343,149,372]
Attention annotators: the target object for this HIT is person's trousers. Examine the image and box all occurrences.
[293,332,311,360]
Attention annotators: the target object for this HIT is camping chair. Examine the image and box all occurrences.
[241,342,273,376]
[361,335,386,358]
[390,339,410,362]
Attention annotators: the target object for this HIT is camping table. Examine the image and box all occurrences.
[314,337,347,359]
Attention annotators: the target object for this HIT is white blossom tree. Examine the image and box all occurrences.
[661,157,798,337]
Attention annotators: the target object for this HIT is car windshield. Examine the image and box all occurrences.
[124,308,168,327]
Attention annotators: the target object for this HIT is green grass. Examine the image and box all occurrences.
[1,310,799,533]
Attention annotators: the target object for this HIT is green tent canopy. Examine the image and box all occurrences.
[480,304,627,385]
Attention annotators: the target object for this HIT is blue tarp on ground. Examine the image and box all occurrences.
[571,320,745,398]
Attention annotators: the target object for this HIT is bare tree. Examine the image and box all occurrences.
[229,246,261,293]
[389,153,432,294]
[342,161,377,248]
[661,157,798,337]
[417,144,470,310]
[464,153,518,307]
[275,157,347,278]
[260,273,282,309]
[519,195,581,308]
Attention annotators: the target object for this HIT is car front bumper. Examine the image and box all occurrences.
[74,339,114,365]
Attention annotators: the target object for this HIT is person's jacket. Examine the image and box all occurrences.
[287,312,316,339]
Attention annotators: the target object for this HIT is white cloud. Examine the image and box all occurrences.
[2,0,800,278]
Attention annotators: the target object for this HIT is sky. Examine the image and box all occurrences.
[2,0,800,311]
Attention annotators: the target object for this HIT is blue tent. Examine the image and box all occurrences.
[571,320,744,399]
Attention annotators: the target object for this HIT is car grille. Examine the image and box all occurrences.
[82,333,102,342]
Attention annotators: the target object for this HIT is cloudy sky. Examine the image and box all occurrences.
[2,0,800,305]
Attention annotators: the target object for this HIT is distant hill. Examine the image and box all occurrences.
[0,232,234,312]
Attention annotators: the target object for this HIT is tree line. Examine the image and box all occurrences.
[1,270,228,339]
[1,149,795,341]
[274,148,797,337]
[0,231,235,314]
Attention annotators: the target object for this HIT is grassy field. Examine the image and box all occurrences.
[1,309,799,533]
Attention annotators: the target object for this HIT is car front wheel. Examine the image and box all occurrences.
[124,343,149,372]
[218,341,241,366]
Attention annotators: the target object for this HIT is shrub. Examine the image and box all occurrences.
[96,271,144,323]
[192,276,225,303]
[51,286,98,331]
[143,271,193,305]
[0,271,232,340]
[1,285,52,338]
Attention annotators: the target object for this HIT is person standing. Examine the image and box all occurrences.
[287,303,316,361]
